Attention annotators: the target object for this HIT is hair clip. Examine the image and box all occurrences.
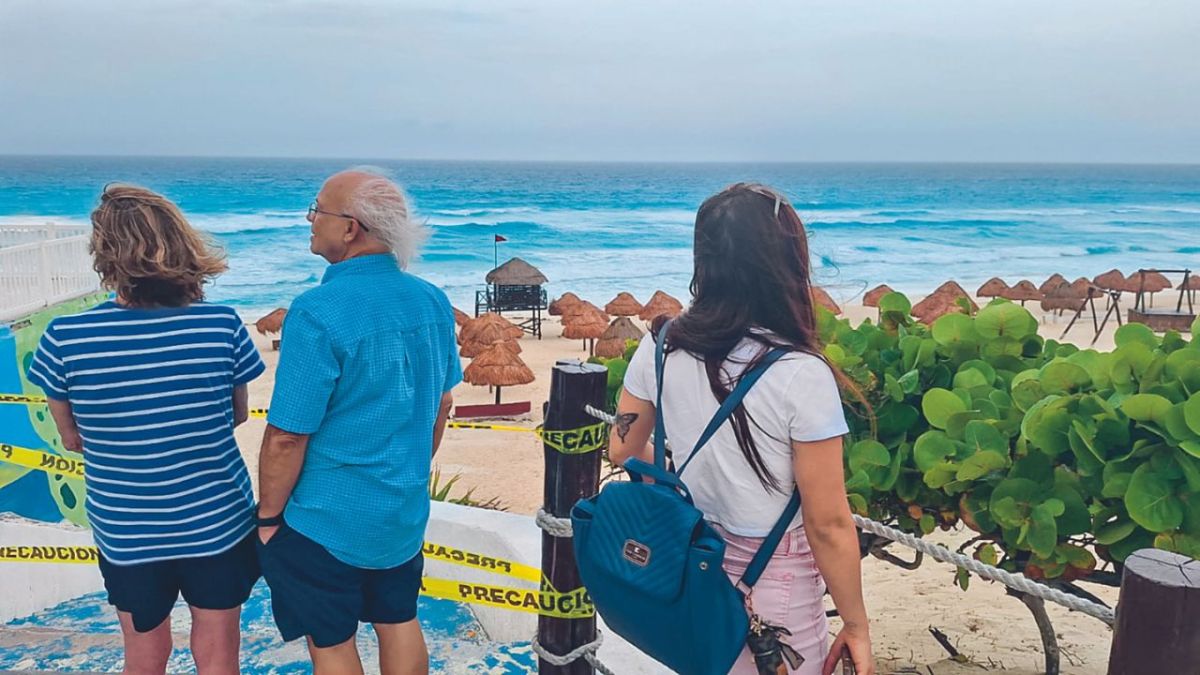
[773,195,781,217]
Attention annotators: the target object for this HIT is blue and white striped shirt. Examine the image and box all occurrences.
[26,301,265,565]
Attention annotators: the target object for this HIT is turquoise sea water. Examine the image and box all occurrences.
[1,157,1197,316]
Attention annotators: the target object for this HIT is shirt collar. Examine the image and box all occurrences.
[321,253,399,284]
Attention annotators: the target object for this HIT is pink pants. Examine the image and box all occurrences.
[715,524,829,675]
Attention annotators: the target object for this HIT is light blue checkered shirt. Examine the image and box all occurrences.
[268,254,462,569]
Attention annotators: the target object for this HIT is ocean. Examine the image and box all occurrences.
[1,157,1198,318]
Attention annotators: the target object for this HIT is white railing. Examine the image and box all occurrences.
[0,223,99,323]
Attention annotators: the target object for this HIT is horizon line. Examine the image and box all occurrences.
[2,153,1198,168]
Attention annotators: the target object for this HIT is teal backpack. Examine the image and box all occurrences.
[572,322,801,674]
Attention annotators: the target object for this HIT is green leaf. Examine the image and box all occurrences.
[964,421,1007,454]
[932,313,980,346]
[957,450,1008,481]
[1028,502,1060,557]
[1185,394,1200,436]
[976,543,999,566]
[924,461,960,489]
[975,302,1035,340]
[848,440,891,489]
[1125,464,1184,532]
[955,567,970,591]
[879,292,912,315]
[898,369,921,394]
[844,469,872,495]
[847,493,868,515]
[922,388,967,430]
[915,430,955,471]
[1011,378,1048,412]
[919,513,936,535]
[1039,361,1092,395]
[953,367,990,390]
[990,478,1042,528]
[1114,322,1159,349]
[1096,517,1138,545]
[1121,394,1174,424]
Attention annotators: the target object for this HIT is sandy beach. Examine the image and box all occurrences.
[234,296,1123,675]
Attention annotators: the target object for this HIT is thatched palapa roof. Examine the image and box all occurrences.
[1178,275,1200,291]
[463,343,535,387]
[460,322,525,357]
[977,277,1009,298]
[563,301,609,323]
[1001,280,1043,303]
[460,313,523,345]
[1039,274,1068,294]
[639,291,684,321]
[911,281,976,324]
[548,292,582,316]
[862,285,894,308]
[562,309,609,340]
[605,292,643,317]
[255,308,287,335]
[1127,270,1173,293]
[1093,269,1125,291]
[486,257,548,286]
[594,317,645,358]
[811,287,841,315]
[1041,281,1087,312]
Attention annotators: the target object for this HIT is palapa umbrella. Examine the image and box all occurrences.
[594,317,645,358]
[463,342,535,405]
[1041,282,1087,313]
[460,313,522,345]
[460,323,525,358]
[862,284,894,308]
[811,287,841,315]
[912,281,977,324]
[563,301,609,323]
[912,294,968,325]
[255,308,287,335]
[976,277,1010,298]
[605,292,643,317]
[562,308,609,355]
[1069,277,1096,298]
[1093,269,1126,291]
[548,292,582,317]
[1001,280,1043,306]
[1039,274,1068,295]
[452,307,470,328]
[1127,270,1173,307]
[1179,274,1200,304]
[639,290,684,321]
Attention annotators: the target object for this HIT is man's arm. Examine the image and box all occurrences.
[232,384,250,427]
[432,391,453,458]
[256,424,309,542]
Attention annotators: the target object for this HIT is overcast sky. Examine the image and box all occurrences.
[1,0,1197,162]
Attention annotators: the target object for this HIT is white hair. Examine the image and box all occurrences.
[344,166,427,269]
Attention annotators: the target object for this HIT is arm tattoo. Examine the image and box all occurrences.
[615,412,639,443]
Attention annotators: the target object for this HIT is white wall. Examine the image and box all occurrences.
[0,514,102,623]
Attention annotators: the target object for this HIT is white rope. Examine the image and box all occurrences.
[537,508,575,538]
[530,631,616,675]
[585,404,616,425]
[853,515,1115,625]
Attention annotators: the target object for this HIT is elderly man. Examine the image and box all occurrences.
[256,169,460,674]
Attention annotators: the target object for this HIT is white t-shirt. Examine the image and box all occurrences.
[623,330,849,537]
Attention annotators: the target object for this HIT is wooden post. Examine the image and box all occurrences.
[538,360,607,675]
[1107,548,1200,674]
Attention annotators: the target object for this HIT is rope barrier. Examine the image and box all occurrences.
[530,631,616,675]
[579,405,1118,627]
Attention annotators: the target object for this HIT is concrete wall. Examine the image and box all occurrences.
[427,501,665,674]
[0,515,101,623]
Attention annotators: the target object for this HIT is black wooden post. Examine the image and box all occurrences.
[1107,548,1200,674]
[538,360,607,674]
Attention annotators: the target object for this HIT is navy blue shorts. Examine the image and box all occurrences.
[258,519,424,648]
[98,532,260,633]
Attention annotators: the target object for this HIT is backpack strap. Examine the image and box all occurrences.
[652,320,671,470]
[739,488,801,591]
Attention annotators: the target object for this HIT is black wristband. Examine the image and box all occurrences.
[255,506,283,527]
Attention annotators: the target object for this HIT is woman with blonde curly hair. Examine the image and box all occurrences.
[27,185,264,674]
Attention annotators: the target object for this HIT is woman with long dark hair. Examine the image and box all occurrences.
[608,183,874,674]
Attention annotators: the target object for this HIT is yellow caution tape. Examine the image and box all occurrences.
[0,394,48,405]
[420,577,593,619]
[249,408,268,418]
[0,443,84,479]
[0,540,592,618]
[446,421,535,433]
[0,545,99,564]
[536,422,609,455]
[422,541,541,582]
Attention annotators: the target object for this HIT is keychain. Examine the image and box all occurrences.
[747,613,804,675]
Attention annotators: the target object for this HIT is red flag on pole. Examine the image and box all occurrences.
[494,234,507,243]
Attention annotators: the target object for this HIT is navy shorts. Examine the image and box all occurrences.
[98,532,260,633]
[258,519,424,648]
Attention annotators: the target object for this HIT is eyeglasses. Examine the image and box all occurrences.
[308,202,369,232]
